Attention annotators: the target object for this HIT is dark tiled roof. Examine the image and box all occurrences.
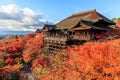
[42,24,56,31]
[56,10,115,30]
[69,20,111,31]
[36,29,42,33]
[81,20,112,30]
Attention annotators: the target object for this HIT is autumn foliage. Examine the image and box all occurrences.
[117,21,120,27]
[23,33,43,63]
[65,40,120,80]
[0,33,43,79]
[31,38,120,80]
[1,30,120,80]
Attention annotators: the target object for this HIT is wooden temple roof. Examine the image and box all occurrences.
[70,20,112,31]
[55,10,115,30]
[42,10,115,31]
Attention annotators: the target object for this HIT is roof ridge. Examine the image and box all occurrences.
[72,9,96,16]
[56,9,96,26]
[96,12,115,24]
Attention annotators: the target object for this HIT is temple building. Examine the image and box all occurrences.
[42,10,116,53]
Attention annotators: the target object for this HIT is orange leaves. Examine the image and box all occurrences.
[2,31,120,80]
[0,64,22,73]
[0,33,44,80]
[27,33,120,80]
[64,39,120,79]
[117,21,120,27]
[22,33,43,63]
[0,38,24,53]
[25,33,36,39]
[32,56,49,69]
[0,44,8,51]
[23,52,32,63]
[25,33,43,49]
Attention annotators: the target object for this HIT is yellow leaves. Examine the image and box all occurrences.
[0,64,22,72]
[54,52,67,63]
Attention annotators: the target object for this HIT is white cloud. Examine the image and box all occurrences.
[0,4,51,31]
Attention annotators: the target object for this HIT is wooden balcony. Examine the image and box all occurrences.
[44,37,67,42]
[73,35,93,41]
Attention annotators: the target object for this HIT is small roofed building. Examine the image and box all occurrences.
[36,29,42,33]
[42,10,116,53]
[42,24,56,37]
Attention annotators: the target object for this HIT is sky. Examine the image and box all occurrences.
[0,0,120,32]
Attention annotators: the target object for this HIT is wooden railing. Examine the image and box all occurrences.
[44,36,67,42]
[43,32,95,42]
[72,32,95,41]
[73,35,91,40]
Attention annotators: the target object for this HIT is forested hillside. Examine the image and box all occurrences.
[0,30,120,80]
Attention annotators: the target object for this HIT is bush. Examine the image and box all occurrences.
[0,60,4,67]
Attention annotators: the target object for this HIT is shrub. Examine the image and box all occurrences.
[0,60,5,67]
